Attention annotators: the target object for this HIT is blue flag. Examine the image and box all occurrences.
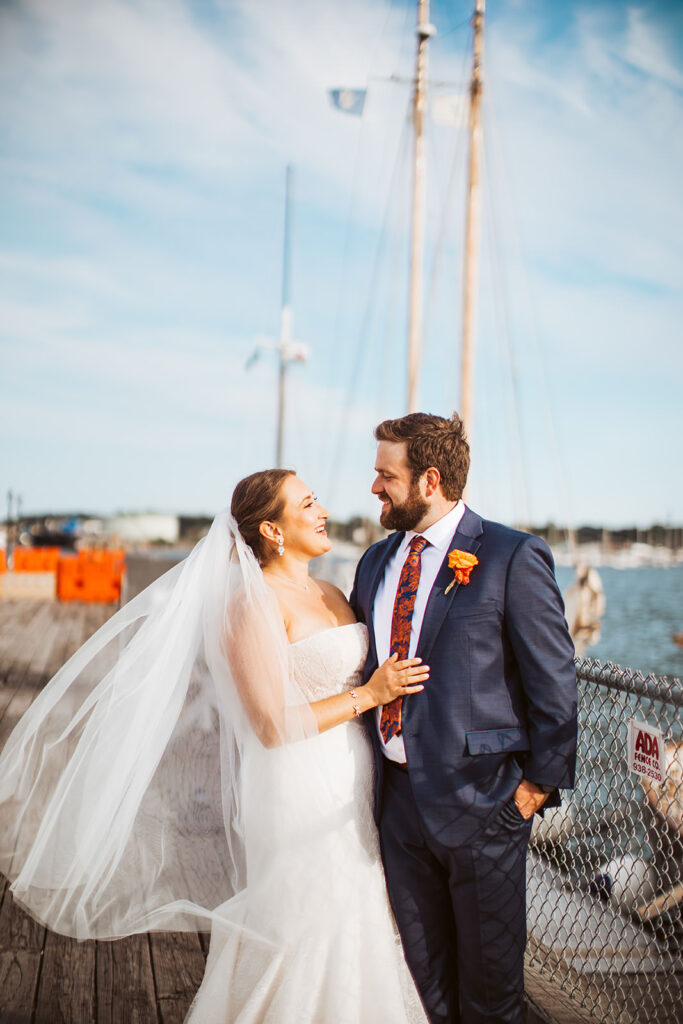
[328,88,367,117]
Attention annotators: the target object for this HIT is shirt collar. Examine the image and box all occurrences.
[401,501,466,554]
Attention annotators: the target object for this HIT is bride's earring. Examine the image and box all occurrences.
[277,536,285,557]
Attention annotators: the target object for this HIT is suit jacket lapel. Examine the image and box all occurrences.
[415,507,483,663]
[366,531,404,669]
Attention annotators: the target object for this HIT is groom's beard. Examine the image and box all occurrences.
[379,483,429,532]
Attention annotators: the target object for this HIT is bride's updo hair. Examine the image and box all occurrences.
[231,469,295,564]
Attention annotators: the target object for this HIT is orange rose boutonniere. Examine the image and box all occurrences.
[444,549,479,594]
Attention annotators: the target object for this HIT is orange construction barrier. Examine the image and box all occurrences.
[57,550,126,604]
[77,549,126,573]
[13,547,61,572]
[0,550,7,573]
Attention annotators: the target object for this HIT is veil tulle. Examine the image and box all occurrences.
[0,511,321,939]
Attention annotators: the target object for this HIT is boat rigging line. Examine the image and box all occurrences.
[406,0,436,414]
[421,22,473,381]
[324,107,414,511]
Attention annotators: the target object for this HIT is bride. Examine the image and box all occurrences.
[0,468,429,1023]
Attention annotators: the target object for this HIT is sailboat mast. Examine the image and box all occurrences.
[276,165,293,468]
[460,0,484,435]
[407,1,435,413]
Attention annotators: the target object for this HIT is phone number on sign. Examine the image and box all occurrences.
[634,763,663,782]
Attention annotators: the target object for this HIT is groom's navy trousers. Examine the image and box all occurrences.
[350,507,577,1024]
[381,760,533,1023]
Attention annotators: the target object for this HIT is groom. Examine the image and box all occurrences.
[350,413,577,1024]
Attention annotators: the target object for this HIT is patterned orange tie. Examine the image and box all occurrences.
[380,535,429,743]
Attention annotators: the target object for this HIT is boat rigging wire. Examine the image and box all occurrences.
[421,23,473,395]
[431,0,473,42]
[324,103,414,510]
[481,94,532,527]
[321,0,408,397]
[483,63,577,537]
[318,0,414,501]
[317,92,371,451]
[377,146,412,418]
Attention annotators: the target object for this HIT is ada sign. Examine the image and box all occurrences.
[628,719,665,785]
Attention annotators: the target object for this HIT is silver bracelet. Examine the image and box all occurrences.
[348,690,362,718]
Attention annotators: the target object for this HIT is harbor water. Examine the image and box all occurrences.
[554,565,683,680]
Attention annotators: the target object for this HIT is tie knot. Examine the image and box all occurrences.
[410,535,428,555]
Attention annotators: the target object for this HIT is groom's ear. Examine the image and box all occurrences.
[423,467,442,498]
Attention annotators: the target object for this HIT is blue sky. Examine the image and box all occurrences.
[1,0,681,528]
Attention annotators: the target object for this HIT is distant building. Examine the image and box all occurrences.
[106,514,180,544]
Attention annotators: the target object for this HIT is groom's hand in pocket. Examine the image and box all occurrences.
[513,779,550,820]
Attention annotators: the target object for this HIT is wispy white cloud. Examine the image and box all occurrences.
[622,5,683,90]
[0,251,131,300]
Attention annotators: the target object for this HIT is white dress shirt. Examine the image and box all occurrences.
[372,501,466,763]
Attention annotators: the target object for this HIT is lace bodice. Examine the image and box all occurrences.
[289,622,368,702]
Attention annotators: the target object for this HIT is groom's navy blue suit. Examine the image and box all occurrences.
[350,506,577,1024]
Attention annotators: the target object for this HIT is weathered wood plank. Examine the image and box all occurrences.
[0,614,64,747]
[0,874,44,1024]
[33,931,96,1024]
[0,602,115,748]
[0,803,46,1019]
[0,887,45,954]
[0,949,41,1024]
[44,602,108,679]
[149,932,205,1024]
[0,600,41,647]
[0,602,54,659]
[67,604,111,662]
[0,603,27,659]
[0,604,55,726]
[0,797,45,1024]
[96,935,158,1024]
[0,887,45,1024]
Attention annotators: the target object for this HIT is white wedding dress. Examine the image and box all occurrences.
[185,622,427,1024]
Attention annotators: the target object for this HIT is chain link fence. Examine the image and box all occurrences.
[525,659,683,1023]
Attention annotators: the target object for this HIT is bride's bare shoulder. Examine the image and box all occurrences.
[315,578,352,608]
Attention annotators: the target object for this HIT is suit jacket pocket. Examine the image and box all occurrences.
[466,726,530,756]
[447,599,501,624]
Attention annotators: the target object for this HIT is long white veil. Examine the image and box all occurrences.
[0,511,320,940]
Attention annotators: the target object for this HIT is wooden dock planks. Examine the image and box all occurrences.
[149,933,207,1024]
[96,935,157,1024]
[33,932,96,1024]
[0,602,206,1024]
[0,892,44,1024]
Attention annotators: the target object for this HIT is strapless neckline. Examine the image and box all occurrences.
[289,621,367,648]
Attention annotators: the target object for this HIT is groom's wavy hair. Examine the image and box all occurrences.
[374,412,470,501]
[231,469,295,564]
